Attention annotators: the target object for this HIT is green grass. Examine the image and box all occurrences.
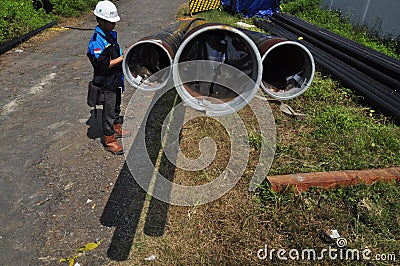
[51,0,99,17]
[270,72,400,175]
[256,181,400,264]
[0,0,100,45]
[0,0,55,44]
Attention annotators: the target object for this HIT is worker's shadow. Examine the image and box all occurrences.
[86,109,103,139]
[100,89,182,261]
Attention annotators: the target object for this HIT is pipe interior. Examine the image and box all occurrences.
[126,42,171,84]
[177,29,259,102]
[262,43,313,93]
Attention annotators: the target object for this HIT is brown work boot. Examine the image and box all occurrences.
[113,123,131,138]
[104,134,124,155]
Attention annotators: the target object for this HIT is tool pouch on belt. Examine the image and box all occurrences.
[87,81,105,107]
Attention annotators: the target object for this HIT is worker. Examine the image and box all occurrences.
[87,0,131,155]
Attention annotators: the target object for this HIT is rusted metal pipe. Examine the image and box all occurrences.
[268,167,400,193]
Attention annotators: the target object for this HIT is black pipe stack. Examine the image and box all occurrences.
[255,13,400,123]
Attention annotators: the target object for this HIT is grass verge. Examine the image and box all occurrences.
[111,3,400,265]
[0,0,105,45]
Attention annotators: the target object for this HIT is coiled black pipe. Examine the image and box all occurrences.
[269,16,400,92]
[255,20,400,122]
[0,21,57,55]
[272,13,400,81]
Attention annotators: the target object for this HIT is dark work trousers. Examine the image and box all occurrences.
[102,88,122,136]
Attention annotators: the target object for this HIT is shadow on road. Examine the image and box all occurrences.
[100,89,182,261]
[86,109,103,139]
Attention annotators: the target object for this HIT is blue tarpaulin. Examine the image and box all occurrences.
[221,0,281,18]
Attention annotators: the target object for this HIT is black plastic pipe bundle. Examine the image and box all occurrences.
[271,14,400,91]
[255,17,400,123]
[274,13,400,81]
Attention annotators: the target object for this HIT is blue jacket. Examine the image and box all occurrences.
[87,26,124,91]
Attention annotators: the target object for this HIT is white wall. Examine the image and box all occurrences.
[322,0,400,38]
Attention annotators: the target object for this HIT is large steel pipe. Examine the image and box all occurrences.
[123,19,205,91]
[173,23,263,116]
[239,29,315,100]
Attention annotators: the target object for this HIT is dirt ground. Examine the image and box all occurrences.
[0,0,186,265]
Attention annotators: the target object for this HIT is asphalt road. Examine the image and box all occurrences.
[0,0,186,264]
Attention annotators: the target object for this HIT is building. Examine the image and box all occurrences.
[322,0,399,38]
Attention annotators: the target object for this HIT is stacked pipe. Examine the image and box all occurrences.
[275,13,400,82]
[123,19,315,115]
[255,14,400,123]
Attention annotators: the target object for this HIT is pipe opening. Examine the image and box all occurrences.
[123,40,172,90]
[174,25,262,115]
[261,41,314,100]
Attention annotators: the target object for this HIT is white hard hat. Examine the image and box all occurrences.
[94,1,120,22]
